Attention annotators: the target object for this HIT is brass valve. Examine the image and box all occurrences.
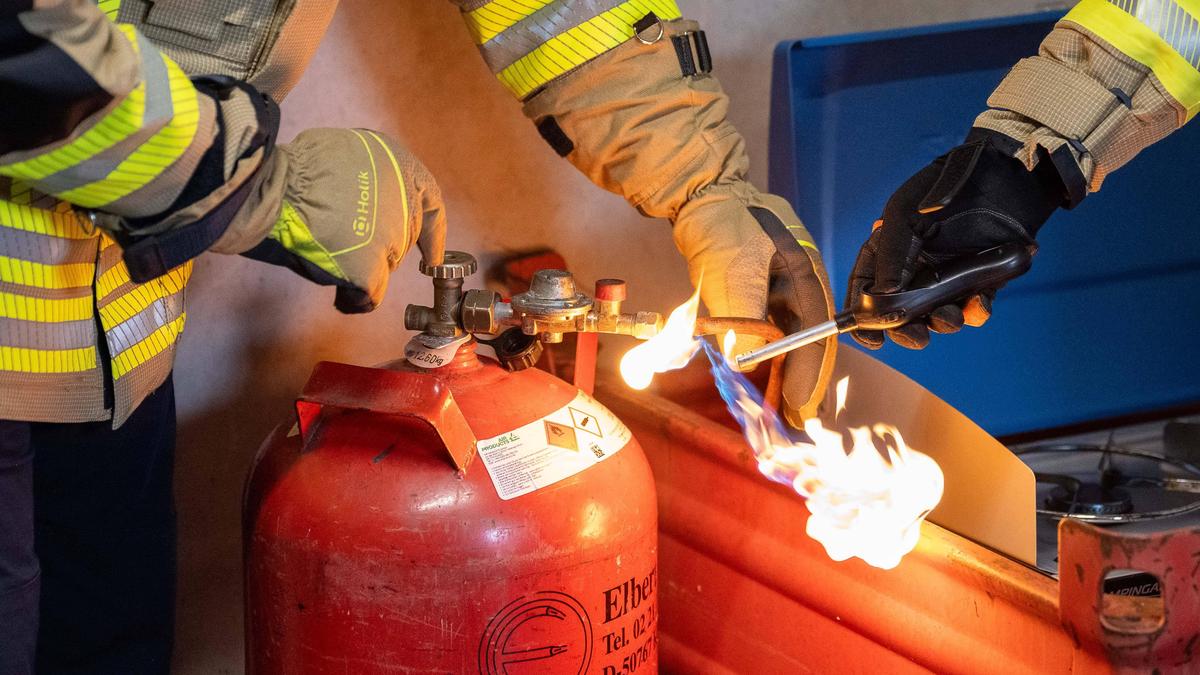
[406,252,664,347]
[404,251,477,338]
[458,270,663,343]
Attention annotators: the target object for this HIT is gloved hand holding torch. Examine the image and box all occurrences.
[846,0,1193,350]
[845,129,1062,350]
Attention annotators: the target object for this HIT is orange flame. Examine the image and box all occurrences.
[619,284,702,390]
[718,360,944,569]
[622,291,945,569]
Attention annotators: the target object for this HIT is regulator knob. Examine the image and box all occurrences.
[419,251,478,279]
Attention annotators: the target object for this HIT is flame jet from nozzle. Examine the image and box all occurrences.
[701,342,945,570]
[619,283,703,390]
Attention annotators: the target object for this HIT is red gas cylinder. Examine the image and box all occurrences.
[244,341,658,674]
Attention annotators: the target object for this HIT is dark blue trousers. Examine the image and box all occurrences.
[0,376,176,675]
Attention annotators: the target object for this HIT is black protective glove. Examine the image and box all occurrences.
[846,128,1068,350]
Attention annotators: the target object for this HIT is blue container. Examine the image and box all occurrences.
[769,12,1200,435]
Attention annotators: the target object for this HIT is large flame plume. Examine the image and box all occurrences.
[704,340,944,569]
[620,296,945,570]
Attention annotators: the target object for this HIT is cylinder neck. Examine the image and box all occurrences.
[441,339,485,373]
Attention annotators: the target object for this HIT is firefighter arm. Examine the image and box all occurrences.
[0,0,263,217]
[446,0,836,424]
[974,0,1200,205]
[0,0,278,281]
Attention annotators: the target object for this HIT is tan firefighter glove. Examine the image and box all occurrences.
[520,17,836,425]
[212,128,447,314]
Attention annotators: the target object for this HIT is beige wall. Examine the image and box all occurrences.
[171,1,1067,671]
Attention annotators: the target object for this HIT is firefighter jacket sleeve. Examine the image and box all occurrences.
[0,1,435,314]
[0,0,279,282]
[974,0,1199,205]
[447,0,835,425]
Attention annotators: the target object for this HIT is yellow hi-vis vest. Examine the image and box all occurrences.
[0,178,190,427]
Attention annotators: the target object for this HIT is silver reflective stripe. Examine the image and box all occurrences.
[0,280,93,302]
[32,30,175,196]
[477,0,629,73]
[0,316,95,350]
[103,289,183,356]
[1110,0,1200,69]
[0,226,100,266]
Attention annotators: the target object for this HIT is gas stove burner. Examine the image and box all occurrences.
[1016,443,1200,523]
[1044,483,1132,516]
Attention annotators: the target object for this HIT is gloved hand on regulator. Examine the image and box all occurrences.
[0,1,444,314]
[93,92,447,314]
[485,8,837,426]
[218,126,447,314]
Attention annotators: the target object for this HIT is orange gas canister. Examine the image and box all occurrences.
[243,340,658,674]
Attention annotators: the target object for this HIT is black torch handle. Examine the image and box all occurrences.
[849,243,1033,331]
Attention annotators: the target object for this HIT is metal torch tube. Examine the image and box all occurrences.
[733,319,841,370]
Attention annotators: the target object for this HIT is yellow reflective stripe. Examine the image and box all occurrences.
[496,0,682,99]
[98,0,121,20]
[1068,0,1200,117]
[0,255,94,290]
[98,261,191,324]
[0,198,94,240]
[269,202,346,279]
[96,258,132,301]
[112,313,184,380]
[5,182,32,206]
[0,345,96,374]
[0,292,92,323]
[0,26,147,182]
[784,224,819,251]
[363,130,409,256]
[57,57,200,207]
[464,0,554,44]
[96,235,128,300]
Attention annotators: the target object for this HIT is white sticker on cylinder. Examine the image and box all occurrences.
[405,335,467,369]
[477,391,632,500]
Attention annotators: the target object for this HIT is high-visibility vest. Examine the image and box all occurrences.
[0,178,190,426]
[0,0,200,427]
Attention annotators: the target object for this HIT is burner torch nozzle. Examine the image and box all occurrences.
[735,243,1035,370]
[734,317,846,369]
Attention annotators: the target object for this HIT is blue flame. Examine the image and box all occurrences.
[700,341,810,486]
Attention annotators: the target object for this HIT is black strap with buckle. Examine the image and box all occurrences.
[119,76,280,282]
[672,30,712,77]
[633,12,713,78]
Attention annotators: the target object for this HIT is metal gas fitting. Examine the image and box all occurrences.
[407,252,665,354]
[405,251,477,338]
[510,270,593,343]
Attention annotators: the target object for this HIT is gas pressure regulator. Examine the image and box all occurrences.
[403,251,665,371]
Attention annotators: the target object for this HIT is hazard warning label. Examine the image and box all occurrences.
[476,391,631,500]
